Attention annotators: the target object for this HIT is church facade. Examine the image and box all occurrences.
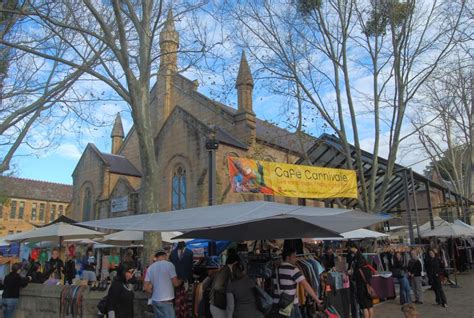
[70,11,318,222]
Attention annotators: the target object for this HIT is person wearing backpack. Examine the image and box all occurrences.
[106,262,136,318]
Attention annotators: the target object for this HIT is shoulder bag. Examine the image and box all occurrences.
[254,285,273,315]
[272,266,294,317]
[358,268,378,300]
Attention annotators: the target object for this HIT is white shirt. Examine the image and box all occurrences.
[145,260,177,302]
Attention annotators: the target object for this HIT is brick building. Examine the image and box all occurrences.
[0,176,72,236]
[71,11,319,222]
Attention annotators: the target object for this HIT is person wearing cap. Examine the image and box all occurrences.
[107,262,136,318]
[144,249,182,318]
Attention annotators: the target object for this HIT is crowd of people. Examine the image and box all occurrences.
[0,240,457,318]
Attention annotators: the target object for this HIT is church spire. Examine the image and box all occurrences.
[111,113,124,154]
[234,51,256,146]
[236,51,254,89]
[159,9,179,74]
[236,51,254,114]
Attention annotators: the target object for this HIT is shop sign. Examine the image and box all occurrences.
[228,157,358,199]
[111,196,128,213]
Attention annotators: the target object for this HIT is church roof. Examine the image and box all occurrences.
[79,144,142,178]
[0,176,72,203]
[215,126,248,149]
[100,153,142,177]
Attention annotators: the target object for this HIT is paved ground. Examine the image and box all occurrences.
[375,269,474,318]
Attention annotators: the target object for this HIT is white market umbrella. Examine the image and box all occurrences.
[6,222,104,243]
[311,228,389,241]
[0,239,10,247]
[420,223,474,238]
[102,230,188,244]
[65,238,100,245]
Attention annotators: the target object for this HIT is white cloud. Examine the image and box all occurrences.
[53,144,82,160]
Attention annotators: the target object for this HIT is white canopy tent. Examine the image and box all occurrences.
[101,230,188,245]
[80,201,390,241]
[311,228,389,241]
[454,219,474,232]
[420,223,474,238]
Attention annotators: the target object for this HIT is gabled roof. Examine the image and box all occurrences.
[100,153,142,177]
[73,143,141,178]
[0,176,72,203]
[156,106,248,150]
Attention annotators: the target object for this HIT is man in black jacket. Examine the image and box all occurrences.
[2,263,31,318]
[407,250,423,304]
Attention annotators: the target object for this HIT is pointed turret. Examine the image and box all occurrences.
[111,113,124,154]
[235,51,254,114]
[159,9,179,74]
[236,51,254,89]
[234,51,256,146]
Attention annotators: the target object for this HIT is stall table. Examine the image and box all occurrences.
[371,274,396,300]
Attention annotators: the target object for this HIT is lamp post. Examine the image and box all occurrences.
[206,127,219,206]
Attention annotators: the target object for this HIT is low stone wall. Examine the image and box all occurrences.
[15,284,149,318]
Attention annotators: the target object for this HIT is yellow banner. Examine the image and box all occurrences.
[228,157,358,199]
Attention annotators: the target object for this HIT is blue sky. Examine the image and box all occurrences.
[5,2,438,185]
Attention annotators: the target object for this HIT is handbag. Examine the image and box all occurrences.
[97,295,109,314]
[359,268,378,299]
[254,285,273,315]
[275,266,294,317]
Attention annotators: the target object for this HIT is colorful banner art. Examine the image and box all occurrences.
[228,157,358,199]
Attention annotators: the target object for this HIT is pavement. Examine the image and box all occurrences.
[375,270,474,318]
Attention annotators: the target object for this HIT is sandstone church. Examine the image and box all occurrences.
[70,11,321,222]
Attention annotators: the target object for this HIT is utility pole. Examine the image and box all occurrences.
[206,127,219,206]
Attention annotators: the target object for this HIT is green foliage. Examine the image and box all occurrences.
[364,0,413,36]
[295,0,322,15]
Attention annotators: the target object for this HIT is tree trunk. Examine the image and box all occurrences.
[129,83,162,267]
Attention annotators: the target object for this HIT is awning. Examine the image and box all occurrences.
[80,201,390,240]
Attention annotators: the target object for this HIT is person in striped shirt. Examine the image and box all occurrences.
[273,248,321,318]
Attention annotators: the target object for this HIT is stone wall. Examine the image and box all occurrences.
[15,284,149,318]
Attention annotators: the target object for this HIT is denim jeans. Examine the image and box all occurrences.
[398,275,412,304]
[2,298,19,318]
[152,300,175,318]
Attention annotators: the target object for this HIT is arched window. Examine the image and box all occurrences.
[172,166,187,210]
[82,187,92,221]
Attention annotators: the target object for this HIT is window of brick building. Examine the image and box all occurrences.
[39,203,45,221]
[18,201,25,219]
[31,203,37,221]
[10,200,17,219]
[59,205,64,216]
[50,204,56,221]
[172,166,186,210]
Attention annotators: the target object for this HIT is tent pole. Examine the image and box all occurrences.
[425,181,435,230]
[410,169,421,242]
[451,237,459,287]
[404,169,415,244]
